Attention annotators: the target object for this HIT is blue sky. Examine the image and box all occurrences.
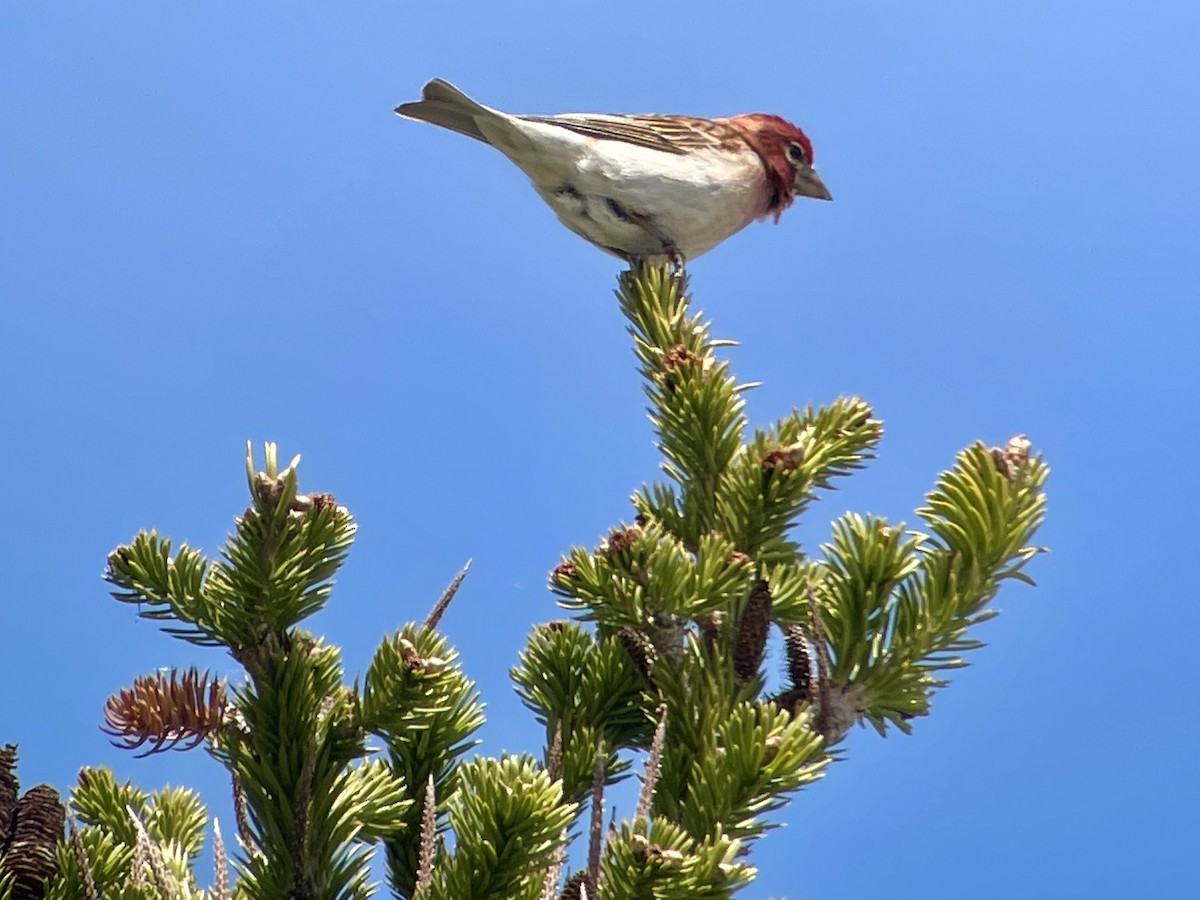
[2,2,1197,897]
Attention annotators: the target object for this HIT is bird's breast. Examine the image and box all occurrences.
[503,118,771,259]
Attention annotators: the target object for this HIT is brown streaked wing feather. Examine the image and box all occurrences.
[520,114,738,154]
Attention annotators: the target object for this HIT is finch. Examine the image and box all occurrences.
[395,79,831,263]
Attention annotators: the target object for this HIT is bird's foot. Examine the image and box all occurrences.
[664,245,685,274]
[606,198,685,274]
[628,251,685,279]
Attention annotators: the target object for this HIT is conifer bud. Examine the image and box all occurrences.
[992,433,1032,479]
[252,471,285,509]
[761,445,803,477]
[661,343,698,369]
[307,491,338,512]
[550,560,577,585]
[602,526,639,554]
[660,343,700,394]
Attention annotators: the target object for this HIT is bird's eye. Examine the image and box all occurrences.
[787,142,808,165]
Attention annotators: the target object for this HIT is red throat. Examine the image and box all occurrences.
[721,114,813,221]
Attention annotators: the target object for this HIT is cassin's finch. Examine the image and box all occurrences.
[396,79,831,263]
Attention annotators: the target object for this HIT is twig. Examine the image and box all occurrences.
[546,720,563,783]
[586,742,607,892]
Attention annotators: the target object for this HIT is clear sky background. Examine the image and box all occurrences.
[2,2,1197,897]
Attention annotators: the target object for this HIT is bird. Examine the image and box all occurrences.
[395,78,831,264]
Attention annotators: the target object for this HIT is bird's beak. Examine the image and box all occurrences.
[794,166,832,201]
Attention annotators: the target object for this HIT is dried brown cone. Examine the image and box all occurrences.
[733,580,773,682]
[0,743,18,851]
[1,784,64,899]
[559,869,590,900]
[783,623,812,701]
[102,667,227,757]
[616,627,656,686]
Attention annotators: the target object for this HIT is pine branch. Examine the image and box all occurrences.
[535,264,1047,896]
[68,262,1048,900]
[420,757,576,900]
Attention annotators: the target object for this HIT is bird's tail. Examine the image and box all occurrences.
[394,78,494,144]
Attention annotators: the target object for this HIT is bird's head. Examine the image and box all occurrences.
[724,113,831,218]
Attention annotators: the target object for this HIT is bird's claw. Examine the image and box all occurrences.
[664,245,685,273]
[628,249,685,279]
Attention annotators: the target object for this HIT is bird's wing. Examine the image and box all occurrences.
[520,114,738,155]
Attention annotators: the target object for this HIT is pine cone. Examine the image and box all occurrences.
[733,580,772,682]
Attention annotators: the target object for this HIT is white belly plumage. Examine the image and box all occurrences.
[479,116,770,260]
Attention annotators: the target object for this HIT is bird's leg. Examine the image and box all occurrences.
[660,244,686,273]
[628,251,686,278]
[605,199,685,272]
